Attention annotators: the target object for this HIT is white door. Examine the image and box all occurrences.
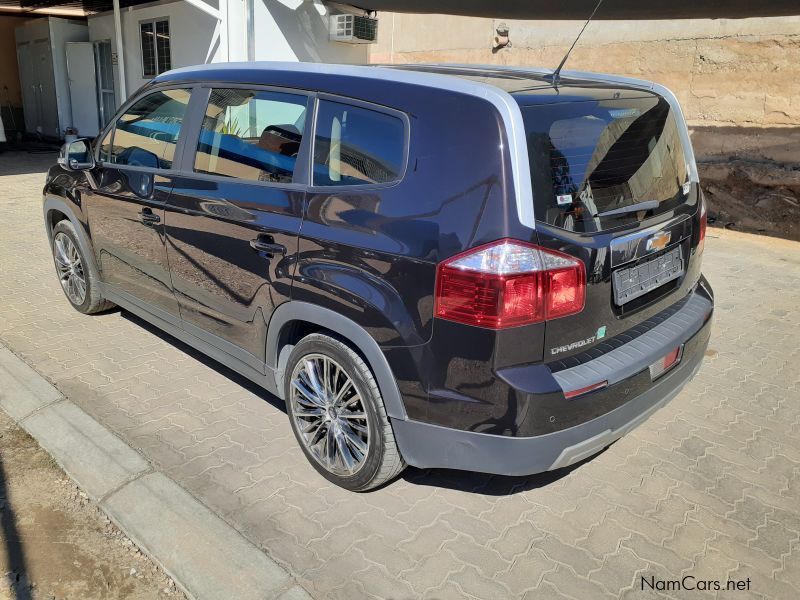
[66,42,100,137]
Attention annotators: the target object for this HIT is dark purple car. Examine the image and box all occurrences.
[44,62,712,490]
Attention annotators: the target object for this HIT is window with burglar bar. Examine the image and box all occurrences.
[140,18,171,78]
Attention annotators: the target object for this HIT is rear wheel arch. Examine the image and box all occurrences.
[266,302,408,420]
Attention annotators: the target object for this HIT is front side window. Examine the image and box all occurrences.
[109,88,191,169]
[194,88,308,183]
[141,18,171,78]
[98,127,114,163]
[312,100,405,187]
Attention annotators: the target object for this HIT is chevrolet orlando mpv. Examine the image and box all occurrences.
[44,63,713,491]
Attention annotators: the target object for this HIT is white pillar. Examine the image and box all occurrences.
[112,0,127,102]
[219,0,229,61]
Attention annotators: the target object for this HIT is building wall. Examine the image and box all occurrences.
[88,0,220,104]
[88,0,368,110]
[252,0,368,63]
[370,14,800,162]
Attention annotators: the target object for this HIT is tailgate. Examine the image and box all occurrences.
[518,92,704,360]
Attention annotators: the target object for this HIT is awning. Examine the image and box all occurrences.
[354,0,799,20]
[0,0,152,16]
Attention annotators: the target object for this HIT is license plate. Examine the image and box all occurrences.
[613,246,683,305]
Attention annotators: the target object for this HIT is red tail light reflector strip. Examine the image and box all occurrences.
[563,380,608,400]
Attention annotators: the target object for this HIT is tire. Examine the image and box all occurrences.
[284,333,406,491]
[51,219,115,314]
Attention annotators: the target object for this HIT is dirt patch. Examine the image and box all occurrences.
[0,410,185,600]
[699,160,800,242]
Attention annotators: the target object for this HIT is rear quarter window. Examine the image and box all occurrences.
[312,100,405,187]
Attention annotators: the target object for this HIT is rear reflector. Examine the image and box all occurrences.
[434,239,586,329]
[563,380,608,399]
[649,346,683,379]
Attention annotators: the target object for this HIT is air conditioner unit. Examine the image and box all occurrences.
[329,14,378,44]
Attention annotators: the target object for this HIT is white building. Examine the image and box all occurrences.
[7,0,375,139]
[87,0,370,105]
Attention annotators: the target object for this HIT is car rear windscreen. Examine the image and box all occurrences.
[520,95,690,233]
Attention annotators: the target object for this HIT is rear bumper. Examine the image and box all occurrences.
[392,287,712,476]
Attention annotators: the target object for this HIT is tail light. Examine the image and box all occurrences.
[697,197,707,254]
[434,239,586,329]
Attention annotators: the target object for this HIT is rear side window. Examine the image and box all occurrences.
[312,100,405,187]
[110,88,191,169]
[194,88,308,184]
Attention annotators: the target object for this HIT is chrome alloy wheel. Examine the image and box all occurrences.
[53,232,87,306]
[289,354,370,476]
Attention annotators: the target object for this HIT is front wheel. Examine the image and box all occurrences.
[284,333,406,491]
[51,220,114,314]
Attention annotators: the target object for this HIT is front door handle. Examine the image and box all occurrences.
[139,209,161,226]
[250,236,286,257]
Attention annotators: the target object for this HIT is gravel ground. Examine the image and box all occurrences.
[0,409,185,600]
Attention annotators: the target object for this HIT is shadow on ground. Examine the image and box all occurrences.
[0,457,32,600]
[0,149,59,178]
[123,309,593,496]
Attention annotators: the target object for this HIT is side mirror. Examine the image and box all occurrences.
[57,138,95,171]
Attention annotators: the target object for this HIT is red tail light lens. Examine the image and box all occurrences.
[434,239,586,329]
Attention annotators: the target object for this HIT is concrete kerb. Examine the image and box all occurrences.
[0,344,311,600]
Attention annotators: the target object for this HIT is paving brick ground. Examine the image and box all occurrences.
[1,151,799,599]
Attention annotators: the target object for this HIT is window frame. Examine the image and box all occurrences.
[139,17,172,79]
[93,82,412,193]
[308,93,411,192]
[173,83,315,190]
[93,83,197,176]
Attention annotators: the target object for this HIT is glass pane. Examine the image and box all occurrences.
[312,100,405,186]
[155,20,171,74]
[194,88,308,183]
[520,96,689,233]
[99,127,114,163]
[140,22,156,78]
[111,88,191,169]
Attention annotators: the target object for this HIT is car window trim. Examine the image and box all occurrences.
[174,82,315,190]
[94,82,411,194]
[94,82,200,170]
[308,92,411,193]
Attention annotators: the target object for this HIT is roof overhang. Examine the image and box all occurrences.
[0,0,152,17]
[353,0,800,20]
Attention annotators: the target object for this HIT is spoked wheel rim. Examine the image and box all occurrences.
[53,232,87,306]
[289,353,370,476]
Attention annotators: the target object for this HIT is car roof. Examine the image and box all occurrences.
[154,61,654,105]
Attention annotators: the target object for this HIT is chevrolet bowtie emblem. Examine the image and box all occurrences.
[646,231,671,253]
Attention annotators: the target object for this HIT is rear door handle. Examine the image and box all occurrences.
[250,237,286,257]
[139,209,161,226]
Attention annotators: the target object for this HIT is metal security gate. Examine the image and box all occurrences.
[65,40,116,137]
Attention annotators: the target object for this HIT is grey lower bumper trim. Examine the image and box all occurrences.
[392,327,708,476]
[553,291,712,393]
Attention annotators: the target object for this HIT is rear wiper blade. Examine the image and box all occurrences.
[594,200,659,218]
